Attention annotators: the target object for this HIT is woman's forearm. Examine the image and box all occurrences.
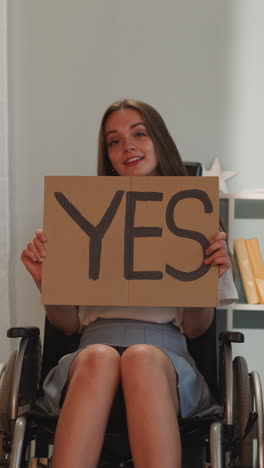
[44,305,80,335]
[182,307,214,339]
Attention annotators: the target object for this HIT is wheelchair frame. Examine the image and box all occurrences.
[1,321,263,468]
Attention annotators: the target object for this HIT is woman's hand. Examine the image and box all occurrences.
[21,229,47,290]
[21,230,80,334]
[204,231,231,277]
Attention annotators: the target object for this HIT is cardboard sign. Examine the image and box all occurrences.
[41,176,219,307]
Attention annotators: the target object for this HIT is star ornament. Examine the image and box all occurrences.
[202,157,238,193]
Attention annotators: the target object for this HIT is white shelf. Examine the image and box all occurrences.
[219,192,264,326]
[220,191,264,200]
[218,303,264,311]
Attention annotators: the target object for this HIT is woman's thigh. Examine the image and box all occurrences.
[120,344,179,411]
[59,345,121,407]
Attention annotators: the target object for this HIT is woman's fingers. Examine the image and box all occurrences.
[21,230,47,290]
[21,247,43,287]
[33,236,46,258]
[205,232,227,256]
[21,247,38,263]
[204,231,231,277]
[24,230,47,262]
[205,251,230,267]
[35,229,47,243]
[212,231,227,241]
[21,230,47,265]
[26,239,45,262]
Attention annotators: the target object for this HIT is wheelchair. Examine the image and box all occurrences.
[0,313,263,468]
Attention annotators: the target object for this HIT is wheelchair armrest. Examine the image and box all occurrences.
[218,331,244,344]
[7,327,40,338]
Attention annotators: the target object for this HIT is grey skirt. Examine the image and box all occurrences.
[40,319,221,419]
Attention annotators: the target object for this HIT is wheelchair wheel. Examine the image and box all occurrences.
[233,356,253,468]
[0,351,17,465]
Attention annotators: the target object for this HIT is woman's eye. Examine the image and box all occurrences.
[135,132,146,137]
[108,139,119,147]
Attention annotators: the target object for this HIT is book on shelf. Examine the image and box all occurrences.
[245,238,264,304]
[233,238,259,304]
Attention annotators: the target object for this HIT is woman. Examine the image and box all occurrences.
[21,99,238,468]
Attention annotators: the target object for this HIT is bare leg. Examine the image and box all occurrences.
[51,345,121,468]
[121,345,181,468]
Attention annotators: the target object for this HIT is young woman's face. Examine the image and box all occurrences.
[104,108,160,176]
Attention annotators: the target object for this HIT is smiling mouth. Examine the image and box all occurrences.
[125,156,144,166]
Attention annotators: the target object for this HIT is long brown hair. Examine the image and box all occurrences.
[97,99,188,176]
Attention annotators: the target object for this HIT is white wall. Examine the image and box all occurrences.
[221,0,264,193]
[0,0,11,361]
[6,1,264,355]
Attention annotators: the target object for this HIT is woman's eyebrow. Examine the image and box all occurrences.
[105,122,146,137]
[130,122,145,129]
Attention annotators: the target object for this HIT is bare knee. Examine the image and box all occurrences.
[121,344,177,385]
[121,344,179,411]
[69,344,121,384]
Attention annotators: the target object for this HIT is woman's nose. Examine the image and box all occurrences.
[124,139,136,152]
